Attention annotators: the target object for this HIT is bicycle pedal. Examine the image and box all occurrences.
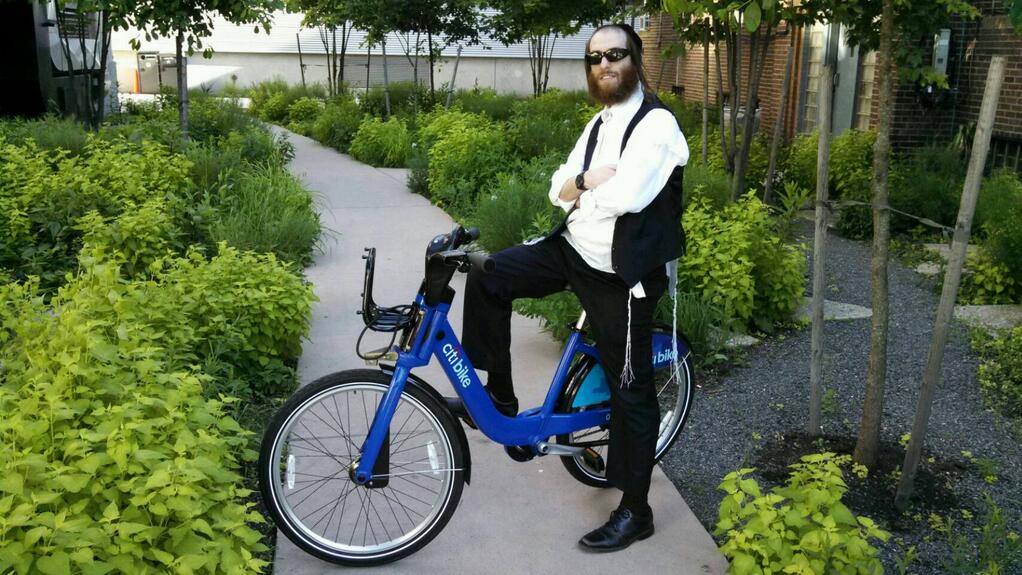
[581,447,605,473]
[505,444,535,462]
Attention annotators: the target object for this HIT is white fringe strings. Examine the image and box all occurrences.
[619,291,635,389]
[668,259,681,386]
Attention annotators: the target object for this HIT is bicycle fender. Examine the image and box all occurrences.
[379,365,472,485]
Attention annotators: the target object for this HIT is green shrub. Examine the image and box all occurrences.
[972,326,1022,420]
[830,129,876,198]
[453,88,519,121]
[684,162,734,209]
[416,108,492,150]
[699,129,770,193]
[209,165,320,265]
[0,136,191,290]
[976,169,1022,233]
[310,98,363,151]
[185,141,244,192]
[77,200,179,278]
[943,493,1022,574]
[223,125,293,166]
[678,192,806,328]
[407,144,430,198]
[259,92,290,123]
[248,79,326,123]
[187,94,260,144]
[247,77,291,117]
[0,115,88,155]
[472,154,563,253]
[513,291,583,341]
[834,170,874,240]
[959,250,1021,305]
[286,96,324,136]
[427,121,509,217]
[361,80,432,118]
[0,263,282,574]
[784,130,819,192]
[655,291,735,367]
[890,145,966,233]
[715,453,889,575]
[657,91,721,139]
[349,116,411,167]
[507,89,595,159]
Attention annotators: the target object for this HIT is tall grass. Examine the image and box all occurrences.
[209,165,321,265]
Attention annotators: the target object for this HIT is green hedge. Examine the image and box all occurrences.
[349,116,411,168]
[426,118,509,218]
[507,90,597,160]
[311,98,364,152]
[0,242,313,574]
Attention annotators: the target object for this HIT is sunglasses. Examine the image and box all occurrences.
[584,48,631,66]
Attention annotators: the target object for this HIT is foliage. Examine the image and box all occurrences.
[348,116,411,168]
[248,79,326,123]
[471,154,563,254]
[701,129,771,192]
[426,120,509,217]
[310,97,364,152]
[507,89,597,159]
[361,81,433,118]
[943,493,1022,574]
[684,162,734,209]
[0,251,301,574]
[959,250,1021,305]
[452,87,519,121]
[829,129,876,199]
[76,200,179,278]
[972,326,1022,420]
[714,453,890,575]
[407,144,431,198]
[657,90,721,140]
[416,108,493,150]
[655,291,736,367]
[208,165,321,266]
[513,291,583,342]
[978,171,1022,284]
[286,97,324,136]
[0,116,89,155]
[0,136,191,290]
[783,130,819,193]
[975,169,1022,235]
[678,193,806,329]
[889,145,966,234]
[186,94,262,143]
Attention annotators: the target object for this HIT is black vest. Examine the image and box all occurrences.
[547,97,686,287]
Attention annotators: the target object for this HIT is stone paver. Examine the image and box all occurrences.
[273,128,729,574]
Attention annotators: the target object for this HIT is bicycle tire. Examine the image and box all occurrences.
[555,332,695,488]
[259,369,465,566]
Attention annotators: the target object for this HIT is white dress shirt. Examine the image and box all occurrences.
[548,87,690,292]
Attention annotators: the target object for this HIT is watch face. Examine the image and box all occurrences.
[576,173,586,190]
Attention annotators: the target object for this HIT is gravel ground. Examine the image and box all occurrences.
[660,224,1022,573]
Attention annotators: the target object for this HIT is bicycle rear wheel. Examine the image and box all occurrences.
[259,369,465,566]
[556,331,694,488]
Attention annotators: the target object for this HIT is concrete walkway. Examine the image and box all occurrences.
[274,129,730,575]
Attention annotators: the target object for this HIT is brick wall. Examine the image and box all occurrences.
[639,17,803,141]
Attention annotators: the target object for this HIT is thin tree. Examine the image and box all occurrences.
[763,28,795,204]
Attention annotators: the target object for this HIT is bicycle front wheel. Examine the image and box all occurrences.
[259,369,465,566]
[556,332,695,488]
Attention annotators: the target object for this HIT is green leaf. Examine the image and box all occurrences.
[0,473,24,495]
[36,552,71,575]
[744,2,762,33]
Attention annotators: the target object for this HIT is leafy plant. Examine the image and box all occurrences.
[684,162,734,209]
[978,171,1022,285]
[507,89,596,159]
[714,453,890,575]
[975,169,1022,234]
[0,115,89,155]
[513,291,582,341]
[972,326,1022,421]
[943,493,1022,574]
[784,130,819,193]
[426,121,509,217]
[286,96,325,136]
[829,129,876,199]
[889,145,967,234]
[655,290,735,367]
[471,154,562,253]
[349,116,411,168]
[656,90,721,139]
[453,87,519,121]
[310,97,364,152]
[361,80,433,118]
[959,249,1021,305]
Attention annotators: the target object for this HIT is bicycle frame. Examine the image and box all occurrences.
[351,293,607,485]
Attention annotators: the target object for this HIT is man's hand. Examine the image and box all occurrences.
[557,164,617,205]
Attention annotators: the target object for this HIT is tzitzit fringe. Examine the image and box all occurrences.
[668,259,681,386]
[619,291,635,388]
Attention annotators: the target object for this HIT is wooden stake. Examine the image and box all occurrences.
[894,56,1006,510]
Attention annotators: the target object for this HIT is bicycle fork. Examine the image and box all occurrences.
[352,364,412,486]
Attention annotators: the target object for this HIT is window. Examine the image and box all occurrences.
[802,24,827,132]
[854,51,877,131]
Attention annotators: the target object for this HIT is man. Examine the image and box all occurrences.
[460,23,688,551]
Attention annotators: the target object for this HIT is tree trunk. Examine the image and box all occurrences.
[733,24,771,201]
[853,0,896,469]
[764,29,796,204]
[340,23,350,85]
[714,20,728,169]
[809,34,836,437]
[427,29,435,99]
[446,45,462,108]
[55,8,80,120]
[297,33,307,88]
[542,35,556,93]
[94,11,112,127]
[319,27,332,95]
[176,33,189,143]
[382,38,391,116]
[654,13,665,93]
[894,56,1006,510]
[702,23,709,165]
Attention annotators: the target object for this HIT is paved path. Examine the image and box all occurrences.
[274,129,729,575]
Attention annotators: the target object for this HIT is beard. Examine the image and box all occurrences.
[586,63,640,106]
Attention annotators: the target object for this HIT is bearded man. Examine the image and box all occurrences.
[454,22,689,552]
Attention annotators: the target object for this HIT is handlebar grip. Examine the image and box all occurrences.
[466,251,495,273]
[464,227,480,242]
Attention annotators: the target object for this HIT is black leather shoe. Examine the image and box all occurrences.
[445,388,518,429]
[578,508,655,552]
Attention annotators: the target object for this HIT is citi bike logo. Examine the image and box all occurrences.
[442,343,472,388]
[653,348,678,365]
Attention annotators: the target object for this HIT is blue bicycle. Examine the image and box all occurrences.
[258,226,695,566]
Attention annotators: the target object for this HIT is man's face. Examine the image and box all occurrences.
[586,28,639,106]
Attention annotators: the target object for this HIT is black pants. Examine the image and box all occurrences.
[462,236,667,499]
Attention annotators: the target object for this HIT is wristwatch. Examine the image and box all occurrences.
[575,172,588,191]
